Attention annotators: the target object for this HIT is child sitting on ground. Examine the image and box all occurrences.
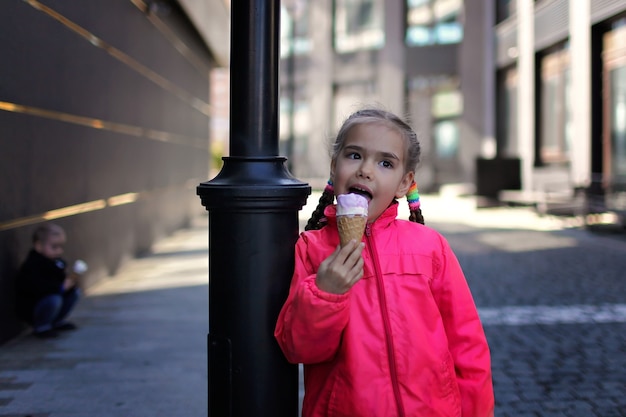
[15,223,85,339]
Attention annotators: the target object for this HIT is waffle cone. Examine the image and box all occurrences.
[337,215,367,247]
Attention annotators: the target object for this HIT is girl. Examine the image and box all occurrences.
[274,108,494,417]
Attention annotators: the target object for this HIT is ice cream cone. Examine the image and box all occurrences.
[335,193,369,247]
[337,215,367,247]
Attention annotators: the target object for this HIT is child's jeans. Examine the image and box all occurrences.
[32,288,80,332]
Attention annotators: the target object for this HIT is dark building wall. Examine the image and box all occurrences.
[0,0,213,343]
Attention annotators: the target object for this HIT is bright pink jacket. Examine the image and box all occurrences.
[275,203,494,417]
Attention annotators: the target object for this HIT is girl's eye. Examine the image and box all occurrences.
[346,152,361,160]
[380,160,393,168]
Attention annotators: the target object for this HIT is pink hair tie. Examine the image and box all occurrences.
[324,179,334,194]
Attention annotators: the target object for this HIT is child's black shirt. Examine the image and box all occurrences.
[15,250,67,320]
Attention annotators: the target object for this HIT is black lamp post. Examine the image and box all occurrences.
[197,0,310,416]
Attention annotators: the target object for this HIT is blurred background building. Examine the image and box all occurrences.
[279,0,472,191]
[2,0,625,342]
[278,0,626,215]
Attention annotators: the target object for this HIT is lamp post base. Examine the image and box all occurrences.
[198,156,310,417]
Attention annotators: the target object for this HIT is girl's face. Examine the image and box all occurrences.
[331,123,414,222]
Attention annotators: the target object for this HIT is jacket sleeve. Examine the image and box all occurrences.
[274,234,351,364]
[431,236,495,417]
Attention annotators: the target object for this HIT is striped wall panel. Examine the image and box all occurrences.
[534,0,569,50]
[496,17,518,68]
[591,0,626,24]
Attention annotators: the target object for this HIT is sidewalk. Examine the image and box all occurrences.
[0,193,622,416]
[0,217,210,417]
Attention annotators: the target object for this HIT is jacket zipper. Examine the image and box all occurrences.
[365,224,405,417]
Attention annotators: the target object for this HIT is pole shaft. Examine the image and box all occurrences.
[229,0,280,157]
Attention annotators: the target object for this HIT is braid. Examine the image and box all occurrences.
[305,180,335,231]
[409,208,425,225]
[406,182,425,225]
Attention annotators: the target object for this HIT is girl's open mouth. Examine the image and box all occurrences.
[349,186,372,201]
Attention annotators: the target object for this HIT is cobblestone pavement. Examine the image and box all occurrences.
[303,192,626,417]
[431,219,626,417]
[1,194,625,416]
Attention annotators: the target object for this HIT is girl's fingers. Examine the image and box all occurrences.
[317,240,364,293]
[335,240,358,262]
[348,256,364,285]
[347,242,364,264]
[318,244,341,272]
[342,243,364,285]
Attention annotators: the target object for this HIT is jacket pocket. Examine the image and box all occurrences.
[439,353,462,415]
[325,371,342,417]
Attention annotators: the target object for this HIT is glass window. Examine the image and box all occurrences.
[334,0,385,53]
[408,76,463,160]
[564,67,573,156]
[610,66,626,179]
[434,120,459,159]
[496,67,518,157]
[603,21,626,188]
[406,26,433,46]
[538,45,571,164]
[280,93,311,175]
[432,90,462,118]
[432,87,462,159]
[496,0,516,24]
[434,22,463,44]
[540,76,561,158]
[406,0,463,47]
[408,0,430,6]
[281,1,311,58]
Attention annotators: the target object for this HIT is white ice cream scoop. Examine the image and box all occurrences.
[336,193,369,216]
[73,259,88,274]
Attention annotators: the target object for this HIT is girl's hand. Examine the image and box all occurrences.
[316,240,364,294]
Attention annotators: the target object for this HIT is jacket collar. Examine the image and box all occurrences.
[324,200,399,231]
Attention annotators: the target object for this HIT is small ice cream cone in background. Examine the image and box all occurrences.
[336,193,369,247]
[73,259,88,274]
[64,259,88,290]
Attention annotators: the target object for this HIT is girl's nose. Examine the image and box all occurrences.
[357,161,373,179]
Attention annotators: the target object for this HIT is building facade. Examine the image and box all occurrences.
[279,0,626,217]
[279,0,473,192]
[0,0,227,344]
[493,0,626,215]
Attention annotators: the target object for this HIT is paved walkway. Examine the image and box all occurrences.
[0,217,210,417]
[1,192,625,416]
